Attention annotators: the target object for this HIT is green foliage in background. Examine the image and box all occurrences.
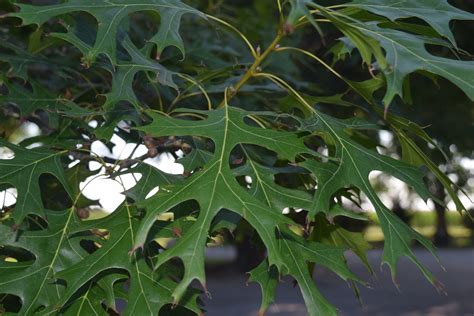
[0,0,472,315]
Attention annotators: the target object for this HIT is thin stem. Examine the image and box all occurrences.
[275,46,381,106]
[217,31,284,108]
[276,0,284,23]
[173,73,212,111]
[206,14,257,58]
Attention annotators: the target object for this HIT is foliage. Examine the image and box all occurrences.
[0,0,472,315]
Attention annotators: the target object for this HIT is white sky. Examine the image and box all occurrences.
[80,134,184,211]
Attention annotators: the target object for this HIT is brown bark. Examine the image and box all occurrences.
[433,181,450,247]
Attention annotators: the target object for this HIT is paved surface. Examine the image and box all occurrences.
[204,249,474,316]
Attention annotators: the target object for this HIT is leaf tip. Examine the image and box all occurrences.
[432,278,447,296]
[201,281,211,299]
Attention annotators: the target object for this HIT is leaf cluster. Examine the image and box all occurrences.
[0,0,472,315]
